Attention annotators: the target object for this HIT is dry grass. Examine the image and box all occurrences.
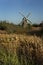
[0,33,43,65]
[0,34,43,55]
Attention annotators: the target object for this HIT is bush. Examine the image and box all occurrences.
[0,21,15,33]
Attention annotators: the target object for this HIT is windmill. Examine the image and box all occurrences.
[19,12,32,28]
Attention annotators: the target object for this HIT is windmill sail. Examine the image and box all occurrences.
[19,12,32,28]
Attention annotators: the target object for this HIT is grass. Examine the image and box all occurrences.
[0,34,43,65]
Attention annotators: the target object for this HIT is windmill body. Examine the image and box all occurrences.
[21,17,28,28]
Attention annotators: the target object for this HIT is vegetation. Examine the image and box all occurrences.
[0,20,43,65]
[0,21,32,34]
[0,34,43,65]
[0,21,43,36]
[32,24,39,27]
[0,21,16,33]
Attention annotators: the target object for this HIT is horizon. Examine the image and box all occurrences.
[0,0,43,24]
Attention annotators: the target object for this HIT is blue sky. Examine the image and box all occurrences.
[0,0,43,24]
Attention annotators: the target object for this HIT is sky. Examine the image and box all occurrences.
[0,0,43,24]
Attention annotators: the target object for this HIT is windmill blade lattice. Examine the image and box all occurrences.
[27,19,32,24]
[19,12,25,17]
[19,11,32,27]
[26,13,31,18]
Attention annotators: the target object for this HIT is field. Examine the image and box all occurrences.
[0,33,43,65]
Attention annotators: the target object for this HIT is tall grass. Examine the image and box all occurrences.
[0,34,43,65]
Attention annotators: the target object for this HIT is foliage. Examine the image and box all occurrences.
[32,24,39,27]
[0,21,16,33]
[0,21,32,34]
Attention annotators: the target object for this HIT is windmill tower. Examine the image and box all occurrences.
[19,12,32,28]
